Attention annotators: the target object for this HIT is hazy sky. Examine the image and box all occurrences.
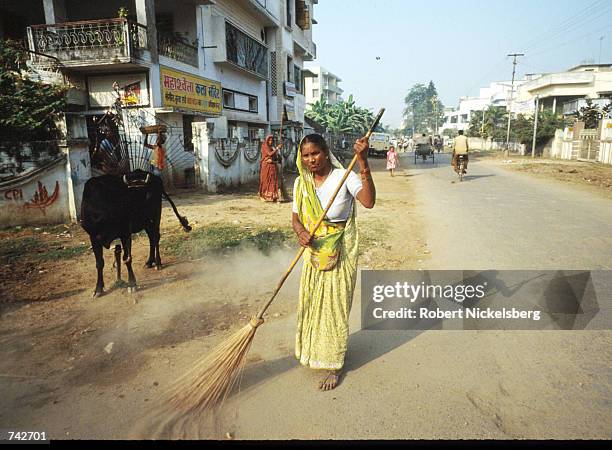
[311,0,612,128]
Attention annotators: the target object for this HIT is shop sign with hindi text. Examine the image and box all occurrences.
[160,66,222,116]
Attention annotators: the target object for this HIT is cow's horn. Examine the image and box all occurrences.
[123,175,128,185]
[145,174,150,184]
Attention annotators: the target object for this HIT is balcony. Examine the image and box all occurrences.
[563,97,611,115]
[27,19,148,69]
[211,18,268,79]
[158,32,198,67]
[523,72,593,93]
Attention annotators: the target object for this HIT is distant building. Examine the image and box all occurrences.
[441,79,532,132]
[517,63,612,115]
[303,64,344,105]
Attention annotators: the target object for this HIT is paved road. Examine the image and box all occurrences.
[406,152,612,270]
[202,153,611,440]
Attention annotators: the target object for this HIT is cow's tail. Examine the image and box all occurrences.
[162,190,192,232]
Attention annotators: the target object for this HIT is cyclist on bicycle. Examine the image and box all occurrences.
[451,130,469,175]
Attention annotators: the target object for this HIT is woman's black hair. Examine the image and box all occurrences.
[301,133,329,155]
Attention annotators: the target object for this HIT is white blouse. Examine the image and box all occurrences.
[292,168,363,222]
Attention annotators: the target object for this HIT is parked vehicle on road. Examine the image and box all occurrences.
[368,132,391,157]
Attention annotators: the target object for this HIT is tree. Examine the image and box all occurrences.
[0,39,67,142]
[305,94,374,134]
[576,99,603,129]
[467,105,508,140]
[402,81,444,134]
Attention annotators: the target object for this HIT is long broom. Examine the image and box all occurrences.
[277,109,290,202]
[165,108,385,414]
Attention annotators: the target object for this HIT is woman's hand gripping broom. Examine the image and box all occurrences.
[165,108,385,414]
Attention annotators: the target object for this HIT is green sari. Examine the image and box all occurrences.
[294,144,359,370]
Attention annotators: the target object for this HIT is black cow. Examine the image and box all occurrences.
[80,169,191,297]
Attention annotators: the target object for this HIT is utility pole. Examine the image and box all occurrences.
[531,95,539,158]
[431,95,438,135]
[505,53,524,158]
[599,36,604,64]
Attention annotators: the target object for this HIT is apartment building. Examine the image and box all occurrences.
[2,0,317,192]
[303,64,343,105]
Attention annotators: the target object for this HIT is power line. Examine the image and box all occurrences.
[522,2,612,54]
[520,0,608,51]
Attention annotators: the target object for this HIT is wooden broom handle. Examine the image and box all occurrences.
[255,108,385,319]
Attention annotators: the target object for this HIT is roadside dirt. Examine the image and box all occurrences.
[0,158,426,437]
[472,152,612,199]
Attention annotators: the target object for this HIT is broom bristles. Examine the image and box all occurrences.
[165,318,262,413]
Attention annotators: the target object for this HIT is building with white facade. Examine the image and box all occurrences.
[441,79,532,133]
[303,64,343,105]
[2,0,317,193]
[516,63,612,115]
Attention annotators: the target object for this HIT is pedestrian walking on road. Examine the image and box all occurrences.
[386,145,399,176]
[259,134,281,202]
[292,133,376,391]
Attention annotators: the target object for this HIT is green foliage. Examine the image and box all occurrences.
[0,39,67,142]
[0,235,87,264]
[305,94,375,134]
[162,223,294,259]
[442,128,457,138]
[402,81,444,134]
[576,99,604,129]
[467,105,508,140]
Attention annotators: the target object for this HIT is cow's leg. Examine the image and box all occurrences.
[144,228,155,268]
[121,236,137,293]
[153,225,162,270]
[114,244,122,282]
[92,240,105,298]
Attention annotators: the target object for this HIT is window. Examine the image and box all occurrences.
[249,97,258,113]
[294,65,302,93]
[248,128,260,140]
[225,21,268,78]
[287,55,293,83]
[313,89,319,98]
[296,0,311,30]
[286,0,292,26]
[222,89,258,113]
[223,91,235,108]
[450,116,458,124]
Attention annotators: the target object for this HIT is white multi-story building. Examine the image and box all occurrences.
[303,64,344,105]
[441,79,532,133]
[7,0,317,192]
[517,63,612,115]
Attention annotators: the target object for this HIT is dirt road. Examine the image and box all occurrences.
[1,155,610,439]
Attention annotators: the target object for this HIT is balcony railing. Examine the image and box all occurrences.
[27,18,148,67]
[225,21,268,78]
[158,32,198,67]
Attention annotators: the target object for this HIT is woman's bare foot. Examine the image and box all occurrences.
[319,370,341,391]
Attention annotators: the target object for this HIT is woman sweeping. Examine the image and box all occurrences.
[291,133,375,391]
[259,134,281,202]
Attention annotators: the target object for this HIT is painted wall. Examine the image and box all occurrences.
[194,122,260,193]
[0,158,70,228]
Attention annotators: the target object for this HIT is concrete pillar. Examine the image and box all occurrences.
[62,114,91,221]
[552,97,557,114]
[43,0,67,24]
[135,0,158,63]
